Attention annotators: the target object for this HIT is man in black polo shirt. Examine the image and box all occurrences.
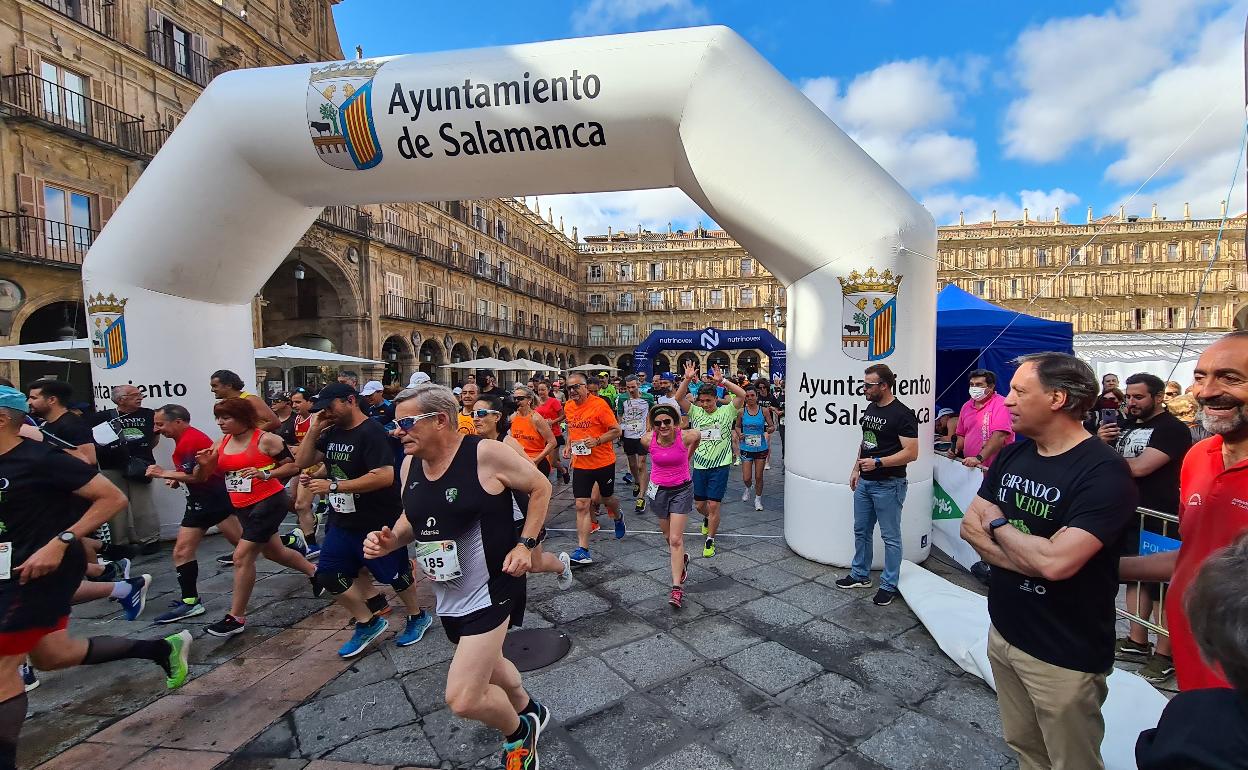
[91,385,159,551]
[1098,372,1191,684]
[961,352,1136,770]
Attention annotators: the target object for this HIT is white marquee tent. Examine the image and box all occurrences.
[1074,332,1221,386]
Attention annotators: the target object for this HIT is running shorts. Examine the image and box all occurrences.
[692,465,731,502]
[441,587,523,645]
[741,449,769,461]
[235,490,291,543]
[316,525,411,585]
[648,480,694,518]
[181,492,235,530]
[572,463,615,499]
[621,437,645,456]
[0,542,85,654]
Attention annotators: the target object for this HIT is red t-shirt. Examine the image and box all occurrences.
[536,396,563,436]
[172,425,223,496]
[1167,435,1248,690]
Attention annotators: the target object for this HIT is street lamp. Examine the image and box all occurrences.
[293,263,306,280]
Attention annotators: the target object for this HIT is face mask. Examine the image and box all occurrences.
[969,387,987,400]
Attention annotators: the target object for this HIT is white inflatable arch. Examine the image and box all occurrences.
[82,26,935,566]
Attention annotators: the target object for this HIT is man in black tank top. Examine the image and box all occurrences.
[364,385,553,769]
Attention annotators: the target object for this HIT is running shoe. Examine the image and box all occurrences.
[304,544,321,561]
[669,586,684,609]
[589,519,601,534]
[834,576,871,589]
[20,661,38,692]
[91,557,131,583]
[396,611,433,647]
[614,515,626,539]
[1114,637,1153,661]
[557,552,574,590]
[733,456,741,466]
[631,483,640,497]
[635,497,645,514]
[679,552,689,584]
[215,553,234,567]
[754,495,764,511]
[1139,654,1175,683]
[119,574,151,621]
[338,616,388,659]
[501,713,539,770]
[623,472,634,485]
[569,547,593,565]
[703,538,715,558]
[741,486,751,502]
[700,519,709,536]
[155,599,206,624]
[164,630,193,689]
[310,577,328,599]
[522,700,551,733]
[282,528,308,556]
[206,614,246,637]
[872,588,897,606]
[367,593,392,617]
[764,461,771,471]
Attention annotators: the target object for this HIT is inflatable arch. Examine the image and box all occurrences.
[82,26,935,566]
[632,326,786,381]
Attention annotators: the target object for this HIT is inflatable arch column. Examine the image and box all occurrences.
[82,27,934,565]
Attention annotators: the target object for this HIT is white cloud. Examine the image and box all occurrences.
[922,188,1082,226]
[533,189,711,240]
[571,0,709,36]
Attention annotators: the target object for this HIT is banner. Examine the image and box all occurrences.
[931,455,986,570]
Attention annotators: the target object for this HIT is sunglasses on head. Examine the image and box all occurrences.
[395,412,442,431]
[472,409,500,418]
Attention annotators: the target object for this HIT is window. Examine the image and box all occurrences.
[648,291,663,310]
[680,290,694,309]
[384,271,404,296]
[1007,248,1020,267]
[151,15,197,82]
[1164,307,1181,329]
[476,250,492,277]
[496,259,509,285]
[709,289,723,307]
[589,324,606,344]
[477,298,490,316]
[974,249,987,269]
[588,293,604,312]
[649,322,665,333]
[1197,305,1219,327]
[498,304,509,321]
[618,292,634,311]
[472,205,487,232]
[587,263,604,282]
[618,324,636,342]
[1009,279,1020,298]
[39,62,87,128]
[1100,245,1114,264]
[1101,309,1116,330]
[1070,276,1085,295]
[740,257,754,276]
[453,292,466,311]
[1133,244,1146,263]
[680,322,695,330]
[740,287,754,306]
[1133,308,1147,330]
[648,262,664,281]
[423,283,444,306]
[42,183,93,251]
[1068,246,1083,264]
[618,262,632,280]
[495,217,507,242]
[1167,242,1179,262]
[710,319,726,329]
[1038,278,1053,298]
[1200,241,1212,259]
[1036,248,1049,267]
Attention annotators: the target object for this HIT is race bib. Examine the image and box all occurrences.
[328,491,356,513]
[224,472,252,493]
[414,540,462,582]
[700,427,722,441]
[0,542,10,581]
[646,481,658,500]
[571,441,592,456]
[625,420,644,436]
[744,434,763,449]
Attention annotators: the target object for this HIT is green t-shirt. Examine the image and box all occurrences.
[614,392,655,439]
[688,403,737,469]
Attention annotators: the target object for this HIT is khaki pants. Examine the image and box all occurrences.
[988,625,1108,770]
[101,469,161,545]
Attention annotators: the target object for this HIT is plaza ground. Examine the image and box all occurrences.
[19,454,1163,769]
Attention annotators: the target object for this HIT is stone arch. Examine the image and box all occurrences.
[381,334,414,386]
[13,298,90,399]
[545,352,556,367]
[589,354,610,366]
[615,355,634,375]
[1235,303,1248,331]
[498,347,512,361]
[707,351,731,371]
[418,339,444,382]
[261,250,367,357]
[737,350,761,375]
[676,352,700,373]
[653,353,671,375]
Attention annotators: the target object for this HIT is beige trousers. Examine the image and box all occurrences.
[987,625,1109,770]
[101,469,161,545]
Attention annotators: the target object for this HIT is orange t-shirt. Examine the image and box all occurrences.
[457,412,475,435]
[564,395,618,470]
[510,413,548,459]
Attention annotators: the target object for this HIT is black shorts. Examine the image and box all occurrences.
[182,493,235,530]
[621,437,645,456]
[555,434,566,447]
[442,592,523,645]
[741,449,769,461]
[572,464,615,499]
[0,542,85,651]
[235,491,291,543]
[536,457,551,477]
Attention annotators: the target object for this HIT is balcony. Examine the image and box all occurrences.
[32,0,116,40]
[614,301,637,313]
[0,211,95,268]
[317,205,370,236]
[0,73,151,159]
[147,30,211,87]
[380,295,581,346]
[587,333,609,347]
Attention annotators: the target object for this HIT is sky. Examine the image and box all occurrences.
[331,0,1248,237]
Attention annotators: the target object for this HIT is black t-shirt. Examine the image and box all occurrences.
[1136,688,1248,770]
[92,407,156,468]
[315,418,400,532]
[0,439,99,563]
[979,437,1137,673]
[41,411,93,450]
[1114,410,1191,515]
[859,399,919,480]
[276,414,297,447]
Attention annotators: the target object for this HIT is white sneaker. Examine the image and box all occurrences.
[741,486,751,502]
[557,552,574,591]
[764,461,771,471]
[754,495,764,511]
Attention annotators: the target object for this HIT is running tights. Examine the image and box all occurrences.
[0,691,25,770]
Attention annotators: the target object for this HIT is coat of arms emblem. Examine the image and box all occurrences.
[87,292,129,369]
[307,59,385,171]
[838,268,901,361]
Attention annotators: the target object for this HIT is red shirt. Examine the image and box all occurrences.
[172,426,223,496]
[1167,434,1248,690]
[536,396,563,436]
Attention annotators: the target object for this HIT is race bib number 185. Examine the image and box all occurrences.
[414,540,462,582]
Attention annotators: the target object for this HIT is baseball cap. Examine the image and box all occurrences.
[0,385,29,413]
[408,371,432,387]
[750,373,761,381]
[452,386,463,395]
[936,407,955,419]
[311,382,357,411]
[659,372,675,381]
[359,380,384,397]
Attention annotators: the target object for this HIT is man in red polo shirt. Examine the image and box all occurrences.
[1120,330,1248,689]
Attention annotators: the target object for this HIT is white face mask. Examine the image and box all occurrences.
[969,386,988,400]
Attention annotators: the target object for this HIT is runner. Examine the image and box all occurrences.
[25,379,95,466]
[194,397,318,637]
[144,404,244,623]
[638,403,700,608]
[736,387,775,511]
[534,380,570,483]
[477,392,573,590]
[563,372,625,565]
[676,363,747,557]
[0,386,191,769]
[293,383,432,657]
[755,380,779,470]
[457,383,480,435]
[364,384,549,768]
[614,375,655,513]
[209,369,281,433]
[282,389,321,560]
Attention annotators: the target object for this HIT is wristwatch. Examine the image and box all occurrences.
[519,536,538,550]
[974,454,984,463]
[874,457,883,469]
[988,517,1009,539]
[57,531,76,545]
[329,480,339,493]
[260,469,272,481]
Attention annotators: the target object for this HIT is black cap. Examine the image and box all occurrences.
[311,382,356,412]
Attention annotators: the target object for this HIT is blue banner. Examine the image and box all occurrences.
[632,327,786,380]
[1139,529,1181,555]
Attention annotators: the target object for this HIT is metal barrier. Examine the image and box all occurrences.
[1115,506,1181,636]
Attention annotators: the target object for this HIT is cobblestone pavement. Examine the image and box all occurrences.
[21,456,1028,770]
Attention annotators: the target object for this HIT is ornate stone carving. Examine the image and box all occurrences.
[210,44,245,77]
[289,0,313,36]
[297,226,334,255]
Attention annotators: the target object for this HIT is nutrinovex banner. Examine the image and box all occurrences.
[931,456,985,570]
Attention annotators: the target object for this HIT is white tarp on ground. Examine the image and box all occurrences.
[930,455,987,570]
[898,560,1167,770]
[1074,332,1220,387]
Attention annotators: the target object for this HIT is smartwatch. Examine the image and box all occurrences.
[874,457,883,469]
[329,480,339,493]
[519,536,538,550]
[988,517,1009,539]
[57,531,76,545]
[260,469,272,481]
[974,454,984,463]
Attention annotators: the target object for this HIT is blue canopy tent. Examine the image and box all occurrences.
[935,284,1074,413]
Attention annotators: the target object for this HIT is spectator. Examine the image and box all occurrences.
[934,408,956,451]
[91,385,161,552]
[1099,372,1191,684]
[1135,530,1248,769]
[953,369,1014,468]
[337,371,359,389]
[1163,381,1182,406]
[1095,373,1125,414]
[960,352,1136,770]
[479,374,503,397]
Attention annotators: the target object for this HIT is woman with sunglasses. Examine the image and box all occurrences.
[508,386,558,479]
[474,394,573,590]
[638,403,700,608]
[735,388,774,511]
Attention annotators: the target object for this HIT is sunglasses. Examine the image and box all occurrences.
[566,383,585,390]
[472,409,500,418]
[512,394,530,400]
[395,412,442,431]
[653,418,674,426]
[863,381,884,389]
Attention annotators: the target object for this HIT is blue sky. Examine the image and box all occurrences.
[332,0,1247,236]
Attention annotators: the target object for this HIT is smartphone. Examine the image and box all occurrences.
[1100,409,1119,426]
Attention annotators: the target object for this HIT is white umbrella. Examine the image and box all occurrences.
[503,357,560,373]
[253,344,384,368]
[4,338,92,363]
[0,347,78,362]
[567,363,620,373]
[440,356,511,370]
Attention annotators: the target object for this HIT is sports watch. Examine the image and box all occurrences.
[519,536,538,550]
[329,480,340,493]
[874,457,883,469]
[988,517,1009,540]
[57,531,76,545]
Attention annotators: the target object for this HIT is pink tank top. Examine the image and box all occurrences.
[648,430,691,487]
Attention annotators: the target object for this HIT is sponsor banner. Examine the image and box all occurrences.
[1139,529,1181,555]
[931,456,986,570]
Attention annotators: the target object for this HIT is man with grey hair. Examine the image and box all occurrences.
[91,384,160,552]
[960,351,1136,770]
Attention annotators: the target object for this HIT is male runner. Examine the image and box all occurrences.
[295,383,432,656]
[0,386,190,769]
[282,389,321,559]
[209,369,281,432]
[146,404,243,622]
[26,379,95,465]
[614,375,654,512]
[676,363,746,557]
[364,384,548,769]
[563,373,624,565]
[458,383,480,435]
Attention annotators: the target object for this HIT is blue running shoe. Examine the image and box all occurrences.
[304,544,321,561]
[614,516,626,539]
[569,547,593,565]
[396,611,433,647]
[119,574,151,621]
[155,599,206,624]
[338,617,388,659]
[622,472,634,485]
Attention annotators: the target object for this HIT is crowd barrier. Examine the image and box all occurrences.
[1117,506,1180,634]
